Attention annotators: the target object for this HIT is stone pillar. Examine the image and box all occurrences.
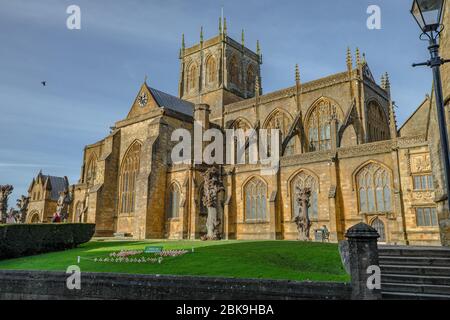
[330,118,338,150]
[223,195,232,240]
[194,104,210,131]
[269,191,277,240]
[345,222,381,300]
[189,173,199,240]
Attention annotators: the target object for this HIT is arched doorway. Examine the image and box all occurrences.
[29,212,40,224]
[371,218,386,242]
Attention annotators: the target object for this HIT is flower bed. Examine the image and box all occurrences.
[88,249,190,264]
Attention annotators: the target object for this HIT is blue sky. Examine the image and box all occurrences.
[0,0,435,207]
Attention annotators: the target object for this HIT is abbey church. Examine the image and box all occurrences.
[28,8,449,246]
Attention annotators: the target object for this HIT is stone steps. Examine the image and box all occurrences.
[382,291,450,300]
[379,246,450,258]
[381,264,450,276]
[382,282,450,295]
[382,274,450,286]
[379,256,450,267]
[379,246,450,300]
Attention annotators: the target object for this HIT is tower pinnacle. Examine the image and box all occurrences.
[346,47,353,71]
[355,48,361,66]
[223,18,227,36]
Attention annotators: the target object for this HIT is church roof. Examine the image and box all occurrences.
[45,176,68,200]
[148,86,194,117]
[32,172,68,201]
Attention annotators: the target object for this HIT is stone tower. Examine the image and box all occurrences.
[178,18,262,125]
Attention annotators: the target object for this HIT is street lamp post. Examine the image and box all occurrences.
[411,0,450,211]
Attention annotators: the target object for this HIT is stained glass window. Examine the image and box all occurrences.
[85,156,97,187]
[307,99,339,151]
[413,174,434,191]
[264,110,295,156]
[119,142,141,214]
[244,178,267,222]
[371,218,386,242]
[416,207,438,227]
[357,163,392,213]
[167,184,180,219]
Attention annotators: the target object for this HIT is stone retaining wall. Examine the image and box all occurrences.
[0,270,351,300]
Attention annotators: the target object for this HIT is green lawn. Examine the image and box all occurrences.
[0,240,349,282]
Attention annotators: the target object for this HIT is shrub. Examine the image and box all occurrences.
[0,223,95,260]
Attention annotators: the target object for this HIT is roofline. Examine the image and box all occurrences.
[398,96,430,131]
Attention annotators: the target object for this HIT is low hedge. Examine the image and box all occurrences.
[0,223,95,260]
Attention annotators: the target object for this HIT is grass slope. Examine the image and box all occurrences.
[0,240,349,282]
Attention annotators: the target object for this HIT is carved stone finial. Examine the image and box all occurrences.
[256,40,262,64]
[200,26,204,43]
[355,48,361,66]
[380,74,386,89]
[219,17,222,34]
[346,47,353,70]
[295,64,300,83]
[223,18,227,36]
[384,72,391,92]
[345,222,379,239]
[241,29,245,47]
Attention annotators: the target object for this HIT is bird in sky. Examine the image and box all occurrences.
[41,81,46,86]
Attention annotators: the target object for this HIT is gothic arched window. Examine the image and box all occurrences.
[246,65,255,93]
[167,183,180,218]
[230,118,252,164]
[307,99,340,152]
[187,64,198,92]
[85,156,97,187]
[291,172,318,220]
[264,109,295,156]
[244,177,267,222]
[206,56,217,84]
[118,142,141,214]
[367,101,390,142]
[357,163,392,214]
[29,211,40,224]
[229,56,240,85]
[371,218,386,242]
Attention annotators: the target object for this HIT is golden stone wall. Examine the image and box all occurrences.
[68,29,448,245]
